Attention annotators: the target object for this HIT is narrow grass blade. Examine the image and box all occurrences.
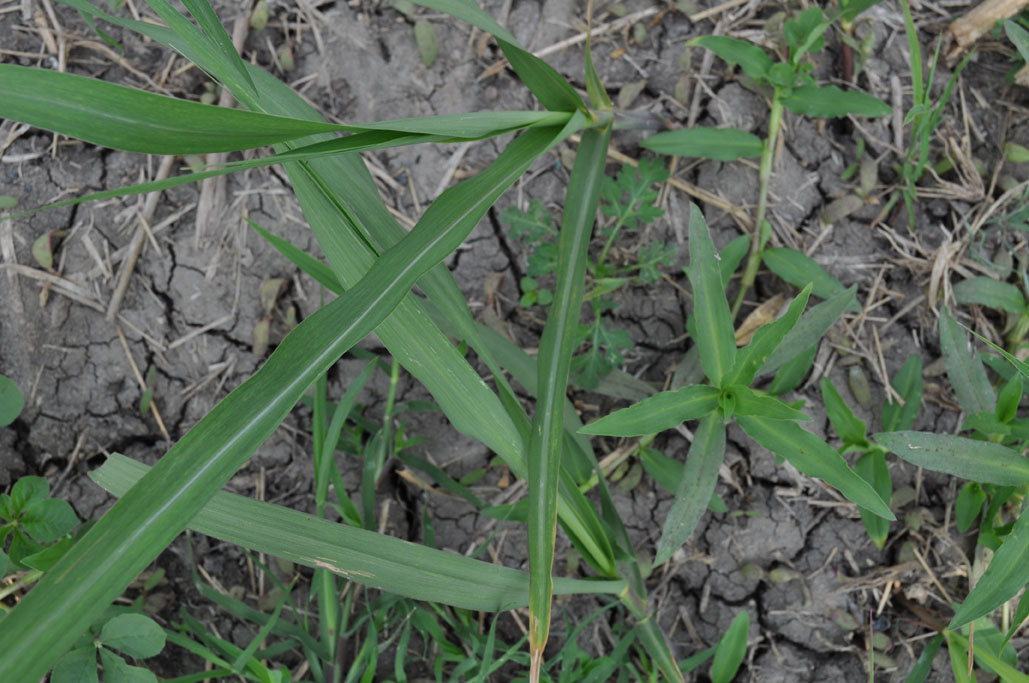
[710,610,749,683]
[412,0,583,112]
[904,633,943,683]
[579,385,720,436]
[687,203,736,387]
[939,307,995,416]
[950,500,1029,629]
[953,277,1028,315]
[654,413,725,565]
[873,431,1029,486]
[855,451,891,549]
[642,127,763,161]
[758,286,857,376]
[89,454,625,611]
[738,416,894,520]
[728,285,811,386]
[946,629,1029,683]
[178,0,257,96]
[819,378,867,445]
[0,63,346,154]
[527,126,611,677]
[882,354,923,432]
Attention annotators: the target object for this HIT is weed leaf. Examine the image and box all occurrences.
[759,286,857,376]
[691,36,772,81]
[710,610,749,683]
[939,307,995,415]
[881,354,923,432]
[950,500,1029,629]
[874,431,1029,486]
[654,413,725,565]
[732,387,811,421]
[854,451,891,548]
[729,285,812,386]
[762,247,850,303]
[0,375,24,427]
[642,127,763,161]
[739,416,894,519]
[51,647,98,683]
[1006,20,1029,64]
[580,385,720,436]
[687,203,736,387]
[819,378,867,446]
[782,85,891,118]
[100,614,165,659]
[953,276,1028,315]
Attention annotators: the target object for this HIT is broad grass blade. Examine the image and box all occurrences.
[579,385,720,436]
[527,126,611,677]
[728,285,811,386]
[881,354,923,432]
[687,203,736,387]
[654,413,725,565]
[691,36,772,80]
[949,500,1029,629]
[953,277,1028,315]
[738,416,894,520]
[763,248,852,303]
[939,307,995,415]
[0,123,567,683]
[759,286,857,376]
[0,64,347,154]
[90,454,624,610]
[642,127,762,161]
[781,85,892,118]
[731,387,811,421]
[873,431,1029,486]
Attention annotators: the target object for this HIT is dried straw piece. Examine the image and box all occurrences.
[947,0,1029,62]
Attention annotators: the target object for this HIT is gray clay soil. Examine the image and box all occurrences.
[3,0,1029,680]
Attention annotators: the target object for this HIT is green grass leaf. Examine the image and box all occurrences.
[0,63,341,155]
[687,203,736,387]
[939,307,995,416]
[782,85,891,118]
[855,451,891,549]
[732,387,811,421]
[90,454,625,611]
[759,286,857,377]
[641,127,763,161]
[527,126,611,669]
[710,610,749,683]
[654,413,725,566]
[579,385,720,436]
[763,247,853,304]
[873,431,1029,486]
[953,276,1028,315]
[819,378,868,446]
[691,36,772,81]
[729,285,812,387]
[881,354,923,432]
[739,416,894,520]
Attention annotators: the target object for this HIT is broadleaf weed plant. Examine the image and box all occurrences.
[0,0,915,680]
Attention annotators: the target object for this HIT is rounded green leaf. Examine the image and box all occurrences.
[20,498,78,543]
[98,648,157,683]
[51,646,98,683]
[642,127,763,161]
[10,475,47,512]
[414,20,438,67]
[99,614,166,659]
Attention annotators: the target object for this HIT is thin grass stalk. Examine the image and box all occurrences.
[528,123,612,680]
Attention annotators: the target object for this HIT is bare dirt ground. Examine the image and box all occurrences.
[3,0,1029,679]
